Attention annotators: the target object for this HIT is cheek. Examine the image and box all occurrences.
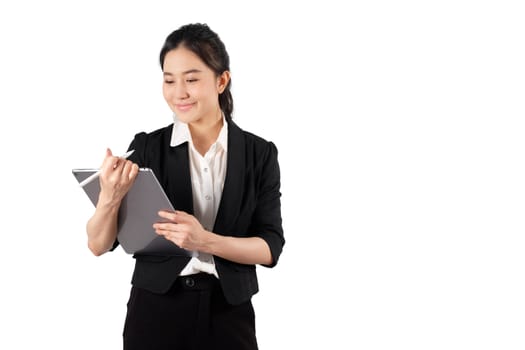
[200,84,220,101]
[162,86,172,102]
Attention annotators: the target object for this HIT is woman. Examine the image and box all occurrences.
[86,23,285,349]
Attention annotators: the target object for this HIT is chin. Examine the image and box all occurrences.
[174,110,197,123]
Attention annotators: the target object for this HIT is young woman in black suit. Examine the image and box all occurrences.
[86,23,285,350]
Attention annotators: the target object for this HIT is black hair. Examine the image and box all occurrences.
[160,23,233,120]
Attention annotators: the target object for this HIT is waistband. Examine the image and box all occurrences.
[174,272,219,291]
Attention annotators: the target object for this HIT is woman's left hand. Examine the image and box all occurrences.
[153,210,211,251]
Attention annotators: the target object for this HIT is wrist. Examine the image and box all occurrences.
[202,230,224,255]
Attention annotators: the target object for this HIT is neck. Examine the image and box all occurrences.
[189,109,223,155]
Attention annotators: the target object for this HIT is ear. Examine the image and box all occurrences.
[217,70,231,94]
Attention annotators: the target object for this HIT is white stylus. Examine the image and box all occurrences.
[78,150,135,187]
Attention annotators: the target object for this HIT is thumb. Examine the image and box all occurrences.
[100,148,114,171]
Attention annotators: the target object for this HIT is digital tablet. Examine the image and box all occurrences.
[72,167,193,256]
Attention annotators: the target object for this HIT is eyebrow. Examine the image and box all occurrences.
[163,69,202,76]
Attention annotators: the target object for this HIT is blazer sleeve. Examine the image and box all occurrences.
[126,132,148,167]
[250,141,285,267]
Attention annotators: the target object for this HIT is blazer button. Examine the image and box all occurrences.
[184,277,195,288]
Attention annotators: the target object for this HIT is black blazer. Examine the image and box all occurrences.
[118,119,285,305]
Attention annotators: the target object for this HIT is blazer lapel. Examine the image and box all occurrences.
[164,142,194,214]
[214,120,245,234]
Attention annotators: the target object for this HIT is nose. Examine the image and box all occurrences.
[174,81,189,100]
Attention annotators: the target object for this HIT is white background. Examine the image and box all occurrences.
[1,1,524,349]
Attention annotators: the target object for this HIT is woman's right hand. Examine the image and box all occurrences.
[98,148,139,206]
[87,148,139,256]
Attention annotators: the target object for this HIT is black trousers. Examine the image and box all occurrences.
[123,273,258,350]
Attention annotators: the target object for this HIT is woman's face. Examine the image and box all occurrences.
[162,46,229,125]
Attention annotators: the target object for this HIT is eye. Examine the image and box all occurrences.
[186,79,198,83]
[164,80,174,84]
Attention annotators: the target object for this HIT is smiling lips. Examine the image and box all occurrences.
[175,103,195,112]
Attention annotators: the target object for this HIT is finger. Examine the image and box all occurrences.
[173,210,188,217]
[111,151,134,171]
[129,163,139,181]
[154,226,169,237]
[153,221,178,231]
[158,210,177,222]
[112,155,126,170]
[121,160,136,182]
[100,148,116,172]
[121,159,132,173]
[154,227,180,243]
[111,158,125,177]
[168,210,193,224]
